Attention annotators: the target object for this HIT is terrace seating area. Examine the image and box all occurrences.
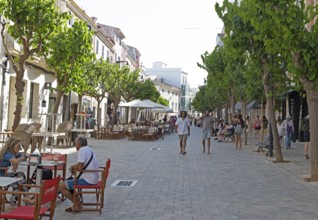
[93,123,174,141]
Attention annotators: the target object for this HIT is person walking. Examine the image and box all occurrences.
[199,110,214,154]
[234,114,244,149]
[282,115,294,149]
[261,115,268,143]
[175,111,191,155]
[59,136,100,212]
[300,115,310,159]
[253,115,262,139]
[244,115,251,145]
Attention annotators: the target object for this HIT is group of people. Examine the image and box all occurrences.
[174,110,310,160]
[0,136,99,212]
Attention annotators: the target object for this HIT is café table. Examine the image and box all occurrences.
[31,132,65,153]
[20,160,66,186]
[0,176,23,211]
[70,128,94,145]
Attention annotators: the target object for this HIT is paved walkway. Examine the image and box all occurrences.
[46,127,318,219]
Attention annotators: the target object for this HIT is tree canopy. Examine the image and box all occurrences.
[0,0,69,130]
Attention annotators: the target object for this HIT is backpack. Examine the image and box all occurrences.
[235,124,242,135]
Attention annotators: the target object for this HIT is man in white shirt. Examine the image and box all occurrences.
[59,137,99,212]
[175,111,191,155]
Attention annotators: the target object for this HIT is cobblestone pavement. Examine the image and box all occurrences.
[31,127,318,219]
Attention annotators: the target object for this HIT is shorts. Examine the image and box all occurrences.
[202,129,212,139]
[66,178,94,191]
[303,131,310,142]
[178,134,188,141]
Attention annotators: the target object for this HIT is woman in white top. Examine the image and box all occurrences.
[276,118,284,148]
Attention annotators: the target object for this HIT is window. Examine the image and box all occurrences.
[96,40,99,54]
[29,82,39,119]
[161,89,164,93]
[29,83,34,118]
[102,46,105,58]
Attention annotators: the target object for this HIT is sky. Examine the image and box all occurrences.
[74,0,224,88]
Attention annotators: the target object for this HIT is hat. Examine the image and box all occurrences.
[286,115,291,119]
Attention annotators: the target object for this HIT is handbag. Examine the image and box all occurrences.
[31,168,53,180]
[66,151,93,181]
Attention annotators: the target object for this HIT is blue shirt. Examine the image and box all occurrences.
[0,152,16,176]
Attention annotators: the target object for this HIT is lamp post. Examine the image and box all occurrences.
[115,60,129,67]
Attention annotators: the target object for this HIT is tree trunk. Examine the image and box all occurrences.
[76,95,83,129]
[112,98,120,126]
[52,90,64,114]
[262,58,284,162]
[96,100,102,128]
[12,60,26,131]
[305,87,318,180]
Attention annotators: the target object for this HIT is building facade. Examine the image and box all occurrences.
[145,61,191,112]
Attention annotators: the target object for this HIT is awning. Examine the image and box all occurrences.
[247,100,261,109]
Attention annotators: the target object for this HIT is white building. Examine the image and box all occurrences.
[145,62,191,112]
[0,0,142,131]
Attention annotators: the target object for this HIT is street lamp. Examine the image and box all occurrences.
[116,60,129,67]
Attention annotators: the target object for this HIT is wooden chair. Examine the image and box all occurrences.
[110,126,121,139]
[94,126,103,139]
[142,127,157,141]
[30,123,44,153]
[0,177,60,220]
[56,121,73,147]
[11,124,37,153]
[73,159,111,213]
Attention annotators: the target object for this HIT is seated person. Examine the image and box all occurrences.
[221,123,234,142]
[58,137,100,212]
[0,137,28,205]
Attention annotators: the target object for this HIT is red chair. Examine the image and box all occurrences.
[73,159,111,213]
[0,177,60,220]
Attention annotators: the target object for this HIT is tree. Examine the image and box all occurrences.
[0,0,68,130]
[192,85,219,113]
[46,19,94,122]
[86,58,114,127]
[135,79,160,102]
[265,0,318,180]
[156,96,169,107]
[107,65,139,125]
[215,0,293,162]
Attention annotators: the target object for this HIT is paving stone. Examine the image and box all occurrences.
[30,126,318,220]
